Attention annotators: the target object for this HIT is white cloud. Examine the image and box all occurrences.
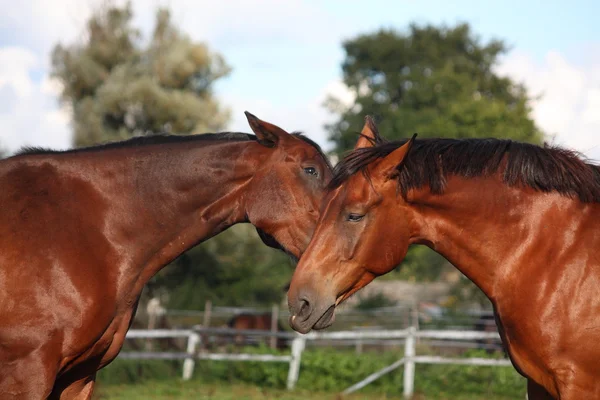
[222,79,354,153]
[150,0,342,49]
[497,50,600,162]
[0,47,38,97]
[223,93,330,151]
[322,80,356,109]
[0,0,343,54]
[0,0,93,56]
[0,47,71,153]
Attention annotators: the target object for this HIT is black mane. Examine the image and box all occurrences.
[15,132,256,156]
[330,133,600,203]
[15,131,330,169]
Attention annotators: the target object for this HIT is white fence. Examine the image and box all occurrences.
[123,327,513,398]
[124,328,304,389]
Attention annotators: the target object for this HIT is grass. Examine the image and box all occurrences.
[93,380,520,400]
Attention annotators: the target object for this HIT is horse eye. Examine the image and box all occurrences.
[347,213,364,222]
[303,167,318,177]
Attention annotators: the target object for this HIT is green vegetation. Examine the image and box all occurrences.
[148,224,294,310]
[96,347,525,399]
[94,381,521,400]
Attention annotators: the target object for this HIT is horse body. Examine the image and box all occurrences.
[0,114,331,399]
[287,117,600,399]
[409,176,600,398]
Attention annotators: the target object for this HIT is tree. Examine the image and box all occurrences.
[51,2,230,147]
[327,23,545,308]
[326,23,543,154]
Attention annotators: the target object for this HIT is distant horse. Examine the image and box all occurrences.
[288,117,600,399]
[473,312,504,354]
[227,312,287,349]
[0,112,332,399]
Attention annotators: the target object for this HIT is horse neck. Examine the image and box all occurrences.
[79,140,264,294]
[407,174,583,301]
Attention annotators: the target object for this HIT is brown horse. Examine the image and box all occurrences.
[227,312,287,349]
[0,112,332,399]
[287,117,600,399]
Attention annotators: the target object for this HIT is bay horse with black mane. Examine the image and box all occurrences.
[0,112,332,399]
[288,117,600,399]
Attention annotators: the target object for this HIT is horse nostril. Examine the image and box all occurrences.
[297,298,312,319]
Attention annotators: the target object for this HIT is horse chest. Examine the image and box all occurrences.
[98,310,136,367]
[59,302,138,375]
[493,304,555,388]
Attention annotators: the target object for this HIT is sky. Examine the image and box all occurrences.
[0,0,598,161]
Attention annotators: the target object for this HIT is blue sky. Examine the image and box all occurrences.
[1,0,598,160]
[216,0,599,106]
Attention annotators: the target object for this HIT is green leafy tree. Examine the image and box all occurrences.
[327,23,543,154]
[51,2,230,147]
[327,23,545,307]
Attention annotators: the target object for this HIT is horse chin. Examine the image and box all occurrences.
[255,228,299,263]
[312,305,336,331]
[313,306,335,331]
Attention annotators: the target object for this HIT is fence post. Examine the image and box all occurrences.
[403,327,416,399]
[412,307,420,344]
[202,300,212,327]
[146,298,165,350]
[355,338,363,355]
[286,336,306,390]
[182,332,200,381]
[270,304,279,349]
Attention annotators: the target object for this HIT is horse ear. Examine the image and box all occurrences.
[245,111,289,147]
[376,134,417,180]
[354,115,379,149]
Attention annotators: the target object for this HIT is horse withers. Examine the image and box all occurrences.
[0,112,332,399]
[287,117,600,399]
